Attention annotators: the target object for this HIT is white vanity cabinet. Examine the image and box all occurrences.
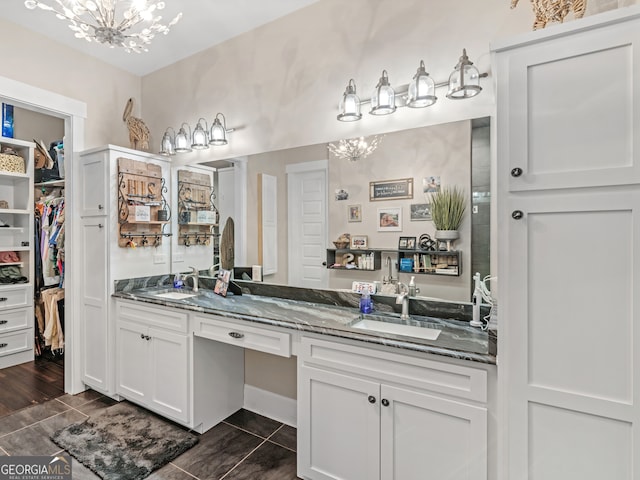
[298,336,490,480]
[494,9,640,480]
[115,300,190,423]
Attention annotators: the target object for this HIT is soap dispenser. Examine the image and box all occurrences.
[470,272,483,327]
[359,289,373,314]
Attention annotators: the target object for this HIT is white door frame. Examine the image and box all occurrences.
[286,159,328,288]
[0,75,87,394]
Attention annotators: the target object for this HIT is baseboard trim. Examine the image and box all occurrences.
[243,384,297,427]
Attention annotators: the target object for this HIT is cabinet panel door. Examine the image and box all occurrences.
[298,365,380,480]
[116,320,148,404]
[79,154,107,217]
[148,327,189,423]
[499,20,640,192]
[81,219,108,390]
[380,385,487,480]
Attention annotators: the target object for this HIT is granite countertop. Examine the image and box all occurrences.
[112,280,496,365]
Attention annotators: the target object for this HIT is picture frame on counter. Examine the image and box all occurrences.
[369,178,413,201]
[350,235,368,249]
[377,207,402,232]
[398,236,416,250]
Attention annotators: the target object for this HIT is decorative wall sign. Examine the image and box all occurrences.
[369,178,413,201]
[377,207,402,232]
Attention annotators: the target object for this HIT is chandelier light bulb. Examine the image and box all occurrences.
[327,136,382,162]
[23,0,182,52]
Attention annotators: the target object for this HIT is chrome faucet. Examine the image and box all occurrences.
[396,282,410,320]
[383,256,398,290]
[184,266,199,292]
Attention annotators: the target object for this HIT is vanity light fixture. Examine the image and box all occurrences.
[327,135,382,162]
[337,48,487,121]
[369,70,396,116]
[191,118,210,150]
[159,127,176,156]
[337,79,362,122]
[446,49,482,99]
[174,123,192,153]
[209,113,228,146]
[407,60,437,108]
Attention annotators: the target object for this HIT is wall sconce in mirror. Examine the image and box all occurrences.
[159,114,235,155]
[337,48,487,122]
[327,135,382,162]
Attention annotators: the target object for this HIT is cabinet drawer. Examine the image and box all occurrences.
[193,314,291,357]
[116,300,188,333]
[0,329,32,357]
[301,336,487,403]
[0,285,32,311]
[0,308,30,332]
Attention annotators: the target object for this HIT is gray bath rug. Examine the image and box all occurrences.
[51,401,198,480]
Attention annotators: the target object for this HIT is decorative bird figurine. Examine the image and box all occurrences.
[122,97,150,151]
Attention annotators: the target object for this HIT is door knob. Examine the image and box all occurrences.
[511,167,523,177]
[512,210,524,220]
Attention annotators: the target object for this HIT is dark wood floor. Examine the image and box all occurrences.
[0,356,64,417]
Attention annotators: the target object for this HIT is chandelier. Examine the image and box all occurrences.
[23,0,182,53]
[327,136,382,162]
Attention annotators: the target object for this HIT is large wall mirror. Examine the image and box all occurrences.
[202,117,491,304]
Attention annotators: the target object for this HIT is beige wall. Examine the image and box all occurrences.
[13,107,64,146]
[0,18,140,149]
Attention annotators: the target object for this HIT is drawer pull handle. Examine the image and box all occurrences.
[0,320,7,325]
[228,331,244,339]
[98,204,104,210]
[0,298,7,302]
[0,343,7,348]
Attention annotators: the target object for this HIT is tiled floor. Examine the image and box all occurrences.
[0,391,300,480]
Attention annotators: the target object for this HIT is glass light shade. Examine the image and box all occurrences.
[191,118,209,149]
[337,79,362,122]
[209,113,228,146]
[174,124,192,153]
[159,128,175,156]
[446,49,482,100]
[407,60,437,108]
[370,70,396,115]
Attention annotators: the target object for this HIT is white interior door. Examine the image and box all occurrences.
[287,161,328,289]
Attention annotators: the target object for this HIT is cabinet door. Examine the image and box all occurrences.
[501,189,639,480]
[116,320,149,404]
[80,154,107,217]
[497,19,640,192]
[81,219,109,391]
[380,385,487,480]
[147,327,189,423]
[298,365,380,480]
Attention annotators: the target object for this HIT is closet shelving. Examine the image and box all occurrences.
[0,136,34,369]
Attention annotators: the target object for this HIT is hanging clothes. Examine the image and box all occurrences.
[40,287,64,353]
[35,195,65,287]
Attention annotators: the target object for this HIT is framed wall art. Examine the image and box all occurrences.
[377,207,402,232]
[348,204,362,222]
[370,178,413,201]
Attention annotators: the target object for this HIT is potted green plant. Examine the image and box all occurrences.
[430,186,467,250]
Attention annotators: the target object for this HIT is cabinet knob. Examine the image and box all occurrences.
[322,261,327,266]
[0,320,7,325]
[228,331,244,339]
[98,224,103,229]
[512,210,524,220]
[0,297,7,302]
[145,335,151,341]
[368,395,376,404]
[140,333,145,340]
[0,343,6,348]
[98,204,104,210]
[511,167,523,177]
[381,398,390,407]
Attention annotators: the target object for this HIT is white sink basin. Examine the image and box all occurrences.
[154,291,197,300]
[351,318,442,341]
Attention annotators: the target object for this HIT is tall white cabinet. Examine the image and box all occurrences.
[78,145,171,396]
[494,8,640,480]
[0,137,34,369]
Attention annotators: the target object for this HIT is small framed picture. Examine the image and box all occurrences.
[398,236,416,250]
[377,207,402,232]
[348,204,362,222]
[350,235,368,249]
[410,203,432,221]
